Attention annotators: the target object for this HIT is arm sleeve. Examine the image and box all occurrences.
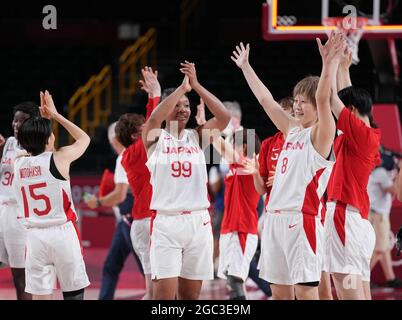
[336,107,377,151]
[145,97,161,120]
[259,138,271,178]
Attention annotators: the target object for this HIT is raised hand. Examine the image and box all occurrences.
[139,66,161,98]
[40,90,59,119]
[316,31,347,64]
[195,98,207,126]
[242,153,260,175]
[340,46,353,69]
[0,134,5,147]
[181,75,192,93]
[231,42,250,69]
[180,61,200,89]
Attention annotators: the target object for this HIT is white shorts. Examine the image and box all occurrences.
[130,217,151,275]
[150,210,214,281]
[217,232,258,281]
[25,221,90,295]
[323,202,375,282]
[258,213,323,285]
[0,203,27,268]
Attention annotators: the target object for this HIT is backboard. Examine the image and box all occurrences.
[262,0,402,40]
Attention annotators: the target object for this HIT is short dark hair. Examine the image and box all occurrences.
[338,86,373,115]
[161,87,189,101]
[13,101,40,118]
[338,86,377,127]
[17,117,52,156]
[233,129,261,158]
[115,113,145,147]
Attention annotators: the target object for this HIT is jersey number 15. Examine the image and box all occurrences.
[21,183,51,217]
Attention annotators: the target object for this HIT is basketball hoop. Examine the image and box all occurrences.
[323,16,369,65]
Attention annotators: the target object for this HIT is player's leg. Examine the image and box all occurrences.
[152,278,178,300]
[130,218,153,299]
[332,273,365,300]
[295,282,320,300]
[63,288,85,300]
[55,222,90,300]
[32,294,52,300]
[4,204,31,300]
[270,284,295,300]
[11,268,31,300]
[99,220,131,300]
[362,281,371,300]
[179,212,214,300]
[318,272,333,300]
[177,278,203,300]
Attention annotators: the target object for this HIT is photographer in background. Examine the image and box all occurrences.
[368,149,402,288]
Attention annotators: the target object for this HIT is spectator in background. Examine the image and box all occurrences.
[368,151,402,288]
[84,122,143,300]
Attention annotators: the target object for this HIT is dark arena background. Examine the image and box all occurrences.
[1,0,402,302]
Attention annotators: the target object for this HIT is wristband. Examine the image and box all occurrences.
[97,198,102,208]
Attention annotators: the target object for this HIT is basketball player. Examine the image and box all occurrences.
[0,102,39,300]
[211,129,261,300]
[13,91,90,300]
[115,66,161,300]
[231,34,343,299]
[142,61,230,300]
[245,97,293,203]
[322,45,382,300]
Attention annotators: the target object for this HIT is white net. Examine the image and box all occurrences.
[323,17,368,65]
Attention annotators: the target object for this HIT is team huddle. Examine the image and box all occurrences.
[0,31,397,300]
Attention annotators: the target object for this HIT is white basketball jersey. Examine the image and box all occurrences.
[13,152,78,228]
[0,137,24,204]
[266,126,334,215]
[146,129,210,212]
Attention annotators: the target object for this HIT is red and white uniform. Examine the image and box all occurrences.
[258,126,334,285]
[323,107,381,281]
[259,132,285,207]
[122,97,159,275]
[218,163,260,281]
[0,137,27,268]
[146,129,213,280]
[13,152,90,295]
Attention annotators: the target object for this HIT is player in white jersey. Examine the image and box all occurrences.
[12,91,90,300]
[0,102,39,300]
[230,34,346,299]
[142,61,230,300]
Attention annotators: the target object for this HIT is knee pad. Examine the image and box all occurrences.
[227,275,245,300]
[63,288,85,300]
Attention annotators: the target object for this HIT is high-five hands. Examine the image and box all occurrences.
[180,61,200,89]
[316,31,347,64]
[39,90,59,120]
[139,66,161,98]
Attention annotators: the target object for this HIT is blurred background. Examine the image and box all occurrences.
[1,0,402,299]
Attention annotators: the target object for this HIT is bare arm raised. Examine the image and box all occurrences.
[312,32,343,158]
[40,91,90,179]
[142,76,191,151]
[231,42,295,134]
[180,61,230,135]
